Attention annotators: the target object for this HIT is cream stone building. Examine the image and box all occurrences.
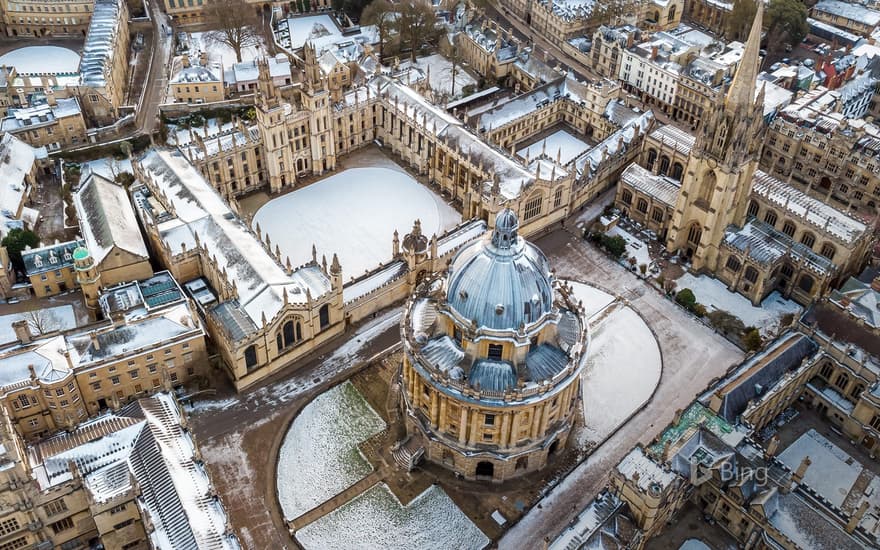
[399,209,589,481]
[0,0,94,37]
[0,96,87,150]
[21,239,84,297]
[170,55,225,104]
[615,6,875,306]
[0,271,207,441]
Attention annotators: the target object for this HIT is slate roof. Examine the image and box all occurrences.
[22,239,84,275]
[619,163,680,207]
[723,220,836,276]
[74,173,149,264]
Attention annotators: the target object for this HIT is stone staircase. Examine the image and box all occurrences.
[391,437,424,472]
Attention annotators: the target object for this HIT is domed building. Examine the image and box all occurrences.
[399,209,590,482]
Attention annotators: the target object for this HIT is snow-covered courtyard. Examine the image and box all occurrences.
[296,483,489,550]
[276,381,386,520]
[186,32,267,69]
[252,166,461,279]
[0,46,80,75]
[608,225,652,269]
[401,54,478,99]
[0,305,77,345]
[517,129,592,166]
[567,282,662,444]
[276,14,378,53]
[675,273,801,336]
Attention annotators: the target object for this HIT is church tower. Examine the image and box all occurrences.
[665,2,765,272]
[254,58,295,193]
[73,246,102,320]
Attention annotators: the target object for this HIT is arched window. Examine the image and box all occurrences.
[851,383,865,399]
[659,155,670,176]
[296,321,302,341]
[671,162,684,180]
[725,256,742,272]
[747,200,759,218]
[319,304,330,329]
[744,266,759,283]
[276,333,283,352]
[763,210,777,227]
[697,170,716,205]
[800,232,816,248]
[668,4,677,21]
[780,263,794,278]
[819,362,833,379]
[621,189,633,205]
[782,221,796,237]
[687,223,702,246]
[244,345,258,370]
[798,274,814,293]
[637,198,648,213]
[523,192,543,221]
[652,207,664,223]
[646,149,657,171]
[283,320,295,347]
[820,242,836,261]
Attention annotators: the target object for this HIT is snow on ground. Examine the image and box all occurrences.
[79,157,134,181]
[777,429,861,509]
[400,54,477,99]
[276,381,386,520]
[296,483,489,550]
[578,301,661,444]
[253,167,461,280]
[188,309,402,414]
[608,225,652,268]
[517,129,591,166]
[0,46,80,74]
[679,540,712,550]
[188,32,266,69]
[280,15,378,54]
[565,279,614,319]
[0,305,77,345]
[675,273,801,335]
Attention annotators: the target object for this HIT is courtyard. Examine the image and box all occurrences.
[244,147,461,279]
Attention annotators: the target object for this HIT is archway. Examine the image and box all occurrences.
[475,461,494,479]
[548,439,560,456]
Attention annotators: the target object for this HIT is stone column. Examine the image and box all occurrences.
[439,397,448,431]
[530,403,543,439]
[500,412,511,448]
[430,390,439,428]
[468,409,481,446]
[459,406,469,444]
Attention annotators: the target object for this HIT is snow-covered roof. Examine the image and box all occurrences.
[80,0,124,89]
[0,133,36,234]
[22,239,84,276]
[830,276,880,328]
[74,172,149,265]
[276,14,379,55]
[227,54,290,85]
[173,119,260,162]
[620,163,681,207]
[574,110,653,178]
[462,21,518,61]
[812,0,880,26]
[1,97,82,131]
[29,394,240,550]
[136,149,332,332]
[171,63,222,84]
[649,124,695,156]
[616,447,677,491]
[751,170,868,245]
[723,220,836,275]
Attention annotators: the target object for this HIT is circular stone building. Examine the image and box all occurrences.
[399,209,590,482]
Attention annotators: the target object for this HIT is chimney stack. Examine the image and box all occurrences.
[12,320,31,344]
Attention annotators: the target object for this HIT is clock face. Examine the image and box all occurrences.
[707,158,717,169]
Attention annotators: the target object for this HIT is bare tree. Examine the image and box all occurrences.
[23,309,61,335]
[396,2,439,62]
[203,0,262,63]
[362,0,396,59]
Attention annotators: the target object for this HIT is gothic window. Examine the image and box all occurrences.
[744,266,759,283]
[851,383,865,399]
[747,200,759,218]
[523,193,543,221]
[621,189,633,205]
[780,263,794,279]
[636,198,648,213]
[244,345,258,370]
[725,256,742,273]
[782,221,796,237]
[800,232,816,248]
[646,149,657,171]
[283,320,295,347]
[659,155,670,176]
[763,211,777,227]
[319,305,330,329]
[553,187,564,208]
[798,274,814,294]
[697,170,716,205]
[687,224,702,246]
[819,362,833,379]
[671,162,684,180]
[820,243,836,261]
[651,207,664,223]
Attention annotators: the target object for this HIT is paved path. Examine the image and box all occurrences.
[289,470,384,531]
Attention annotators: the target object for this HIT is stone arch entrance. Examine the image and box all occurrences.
[475,461,494,479]
[548,439,560,456]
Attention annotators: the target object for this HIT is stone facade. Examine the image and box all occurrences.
[400,210,590,481]
[0,0,94,37]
